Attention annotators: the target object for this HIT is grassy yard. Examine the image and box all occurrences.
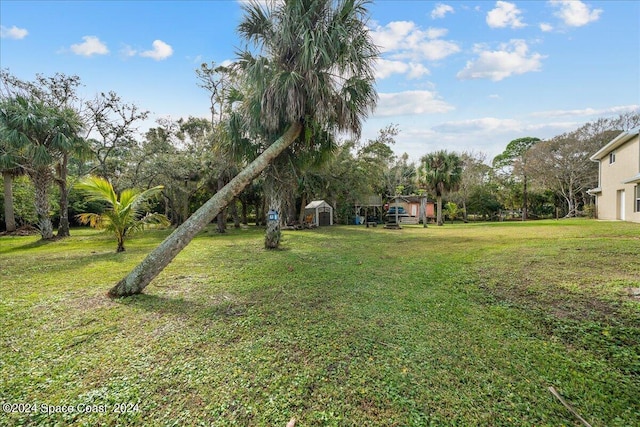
[1,220,639,426]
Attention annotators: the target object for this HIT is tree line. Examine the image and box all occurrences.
[1,0,638,296]
[2,67,638,237]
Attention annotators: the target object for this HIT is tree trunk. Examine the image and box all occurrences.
[109,122,303,297]
[32,168,54,240]
[522,175,528,221]
[462,199,468,223]
[298,193,307,224]
[3,171,16,232]
[253,200,261,227]
[57,154,71,237]
[420,196,427,228]
[264,189,282,249]
[241,198,248,225]
[231,198,240,228]
[436,195,443,226]
[264,173,284,249]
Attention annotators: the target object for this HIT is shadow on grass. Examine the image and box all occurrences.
[5,237,55,252]
[115,292,257,319]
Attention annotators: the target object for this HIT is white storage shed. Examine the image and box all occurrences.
[304,200,334,226]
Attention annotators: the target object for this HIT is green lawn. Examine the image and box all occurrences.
[1,220,639,426]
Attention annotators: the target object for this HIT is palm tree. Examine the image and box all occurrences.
[109,0,378,296]
[0,138,24,232]
[75,176,169,252]
[0,96,83,239]
[443,201,461,225]
[420,150,463,226]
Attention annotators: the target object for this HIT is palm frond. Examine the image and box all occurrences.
[75,175,119,207]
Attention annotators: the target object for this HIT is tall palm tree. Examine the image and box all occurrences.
[0,96,83,239]
[110,0,378,297]
[0,138,24,232]
[420,150,463,226]
[75,176,169,252]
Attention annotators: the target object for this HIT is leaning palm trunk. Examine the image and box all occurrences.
[109,122,302,297]
[3,171,16,232]
[31,167,54,240]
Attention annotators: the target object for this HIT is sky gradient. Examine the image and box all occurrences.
[1,0,638,162]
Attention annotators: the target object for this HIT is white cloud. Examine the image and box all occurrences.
[370,21,416,53]
[0,25,28,39]
[407,63,431,79]
[530,105,640,118]
[405,38,461,62]
[375,91,454,117]
[140,40,173,61]
[486,1,526,29]
[70,36,109,57]
[375,59,411,79]
[425,27,448,39]
[456,39,545,81]
[549,0,602,27]
[433,117,522,133]
[120,45,137,58]
[370,21,460,61]
[369,21,458,80]
[539,22,554,32]
[431,4,454,19]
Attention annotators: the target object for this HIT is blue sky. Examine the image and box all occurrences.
[1,0,638,162]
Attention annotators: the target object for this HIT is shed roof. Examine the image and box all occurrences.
[305,200,332,209]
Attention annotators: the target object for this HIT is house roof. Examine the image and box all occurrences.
[622,173,640,184]
[590,127,640,161]
[305,200,332,209]
[587,187,602,195]
[390,195,434,204]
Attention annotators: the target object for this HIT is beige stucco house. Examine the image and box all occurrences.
[588,128,640,222]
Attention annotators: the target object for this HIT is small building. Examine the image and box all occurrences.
[354,195,383,224]
[588,128,640,223]
[387,196,435,224]
[304,200,334,226]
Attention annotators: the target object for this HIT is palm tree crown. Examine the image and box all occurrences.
[237,0,378,137]
[420,150,463,226]
[0,95,83,239]
[75,176,169,252]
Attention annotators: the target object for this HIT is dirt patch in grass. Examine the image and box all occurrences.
[473,229,640,376]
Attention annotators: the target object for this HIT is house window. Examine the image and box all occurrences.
[609,151,616,164]
[636,186,640,212]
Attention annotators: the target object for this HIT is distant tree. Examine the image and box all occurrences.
[493,137,540,220]
[75,176,169,252]
[109,0,378,296]
[1,70,88,237]
[0,96,83,239]
[0,139,23,232]
[525,112,639,217]
[419,150,462,226]
[467,185,502,220]
[357,124,398,198]
[454,151,491,222]
[84,91,149,180]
